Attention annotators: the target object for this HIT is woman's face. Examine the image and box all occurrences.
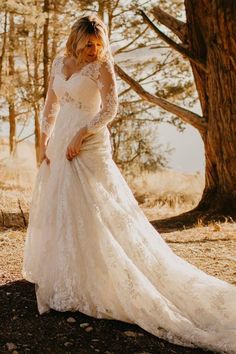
[81,34,103,63]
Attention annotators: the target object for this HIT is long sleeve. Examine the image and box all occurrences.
[41,57,60,139]
[85,59,118,134]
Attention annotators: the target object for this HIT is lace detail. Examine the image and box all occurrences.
[80,60,102,83]
[51,56,64,76]
[60,91,95,112]
[41,102,59,136]
[84,60,118,134]
[40,57,60,138]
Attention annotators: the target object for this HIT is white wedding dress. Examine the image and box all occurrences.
[22,55,236,354]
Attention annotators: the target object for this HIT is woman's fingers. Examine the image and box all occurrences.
[45,155,50,164]
[66,144,81,161]
[39,153,46,165]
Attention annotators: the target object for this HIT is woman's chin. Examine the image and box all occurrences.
[86,56,97,63]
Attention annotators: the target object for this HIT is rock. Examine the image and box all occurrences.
[213,223,221,231]
[95,350,100,352]
[124,330,137,337]
[80,322,90,328]
[66,317,76,323]
[91,339,99,342]
[12,351,19,354]
[64,342,73,347]
[85,326,93,332]
[6,343,17,351]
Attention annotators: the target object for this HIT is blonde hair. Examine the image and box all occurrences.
[65,15,112,63]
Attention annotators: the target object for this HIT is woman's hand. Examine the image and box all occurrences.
[66,127,91,161]
[39,141,50,166]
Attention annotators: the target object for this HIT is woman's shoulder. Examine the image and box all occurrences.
[51,55,65,76]
[52,55,64,67]
[91,57,115,76]
[82,58,114,84]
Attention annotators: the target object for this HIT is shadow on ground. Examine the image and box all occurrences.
[0,280,214,354]
[151,209,235,234]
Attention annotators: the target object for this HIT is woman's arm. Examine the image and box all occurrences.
[40,57,60,146]
[39,57,60,164]
[85,59,118,134]
[66,59,118,161]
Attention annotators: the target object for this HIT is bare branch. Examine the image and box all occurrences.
[118,66,162,97]
[113,26,149,55]
[115,64,207,134]
[152,6,188,43]
[17,133,34,143]
[139,10,207,72]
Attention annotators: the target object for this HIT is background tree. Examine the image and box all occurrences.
[116,0,236,219]
[0,0,198,177]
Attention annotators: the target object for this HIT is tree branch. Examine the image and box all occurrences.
[152,6,188,43]
[113,26,149,55]
[17,133,34,143]
[138,10,207,72]
[115,64,207,134]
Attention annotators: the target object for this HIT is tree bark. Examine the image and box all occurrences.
[43,0,49,99]
[185,0,236,216]
[8,13,16,155]
[152,6,187,43]
[127,2,236,218]
[0,12,7,90]
[33,15,41,165]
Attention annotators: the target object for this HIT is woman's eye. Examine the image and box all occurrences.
[86,43,101,48]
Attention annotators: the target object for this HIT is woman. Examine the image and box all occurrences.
[22,15,236,353]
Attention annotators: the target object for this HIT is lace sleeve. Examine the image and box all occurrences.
[85,59,118,134]
[41,57,61,139]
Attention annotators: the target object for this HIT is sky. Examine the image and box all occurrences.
[158,122,205,173]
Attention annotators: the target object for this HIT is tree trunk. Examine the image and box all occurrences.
[98,0,105,21]
[185,0,236,216]
[8,102,16,155]
[0,12,7,90]
[32,20,41,165]
[34,103,41,164]
[8,13,16,155]
[43,0,49,99]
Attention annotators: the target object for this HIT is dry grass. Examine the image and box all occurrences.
[0,140,235,287]
[0,140,36,227]
[162,221,236,285]
[127,170,204,220]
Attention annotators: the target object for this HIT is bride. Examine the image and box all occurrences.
[22,15,236,354]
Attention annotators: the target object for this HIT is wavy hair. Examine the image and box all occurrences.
[65,15,112,63]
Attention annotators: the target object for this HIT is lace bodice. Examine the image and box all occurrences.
[41,55,118,138]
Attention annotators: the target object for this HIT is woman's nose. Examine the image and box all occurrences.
[90,45,97,54]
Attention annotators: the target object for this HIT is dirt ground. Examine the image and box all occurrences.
[0,153,235,354]
[0,222,235,354]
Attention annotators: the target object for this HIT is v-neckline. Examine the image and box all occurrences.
[60,57,96,82]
